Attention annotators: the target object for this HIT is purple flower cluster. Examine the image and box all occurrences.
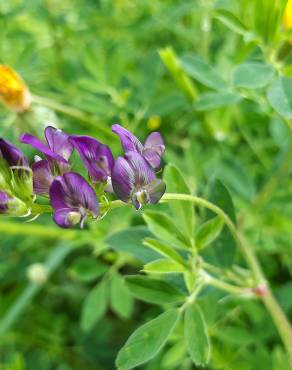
[0,124,165,228]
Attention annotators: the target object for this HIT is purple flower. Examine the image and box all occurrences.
[112,124,165,170]
[20,126,73,195]
[69,135,114,183]
[0,138,28,168]
[49,172,99,228]
[111,151,166,209]
[20,126,73,163]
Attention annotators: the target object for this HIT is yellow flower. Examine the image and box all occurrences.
[0,65,31,112]
[147,115,161,130]
[283,0,292,30]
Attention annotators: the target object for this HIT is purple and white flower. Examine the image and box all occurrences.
[69,135,114,183]
[20,126,73,195]
[111,151,166,209]
[112,124,165,170]
[49,172,99,228]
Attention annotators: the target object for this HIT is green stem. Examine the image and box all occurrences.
[203,272,248,295]
[30,94,115,139]
[161,193,292,368]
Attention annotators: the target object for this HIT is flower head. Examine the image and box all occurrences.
[0,65,31,112]
[69,135,114,183]
[0,190,28,216]
[20,126,73,195]
[49,172,99,228]
[112,124,165,170]
[111,151,166,209]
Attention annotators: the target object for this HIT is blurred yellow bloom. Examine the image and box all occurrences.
[283,0,292,29]
[0,65,31,112]
[147,115,161,130]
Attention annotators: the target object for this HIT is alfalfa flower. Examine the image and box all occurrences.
[20,126,73,195]
[49,172,99,228]
[111,151,166,210]
[0,65,31,112]
[69,135,114,184]
[112,124,165,170]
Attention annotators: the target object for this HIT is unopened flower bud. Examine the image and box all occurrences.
[0,65,31,112]
[0,191,28,216]
[27,263,48,285]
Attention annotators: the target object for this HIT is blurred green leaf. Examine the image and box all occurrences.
[68,256,108,283]
[116,308,180,370]
[196,216,224,250]
[184,302,211,366]
[232,62,275,89]
[110,272,134,320]
[194,92,242,111]
[80,279,108,332]
[163,164,195,240]
[267,76,292,118]
[125,275,186,305]
[143,238,186,266]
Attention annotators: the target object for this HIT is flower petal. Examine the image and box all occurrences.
[70,135,114,182]
[20,133,68,163]
[124,151,156,187]
[49,172,99,216]
[32,160,54,195]
[112,124,143,153]
[145,179,166,204]
[143,132,165,169]
[0,191,9,213]
[53,208,80,228]
[45,126,73,160]
[0,138,28,167]
[111,156,135,202]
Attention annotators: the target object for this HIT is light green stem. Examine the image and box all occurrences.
[161,193,292,368]
[31,94,115,139]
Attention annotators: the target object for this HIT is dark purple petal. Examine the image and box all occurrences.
[143,132,165,169]
[145,179,166,204]
[0,191,9,213]
[32,160,54,195]
[111,156,135,202]
[124,151,156,187]
[20,133,68,164]
[0,138,28,167]
[53,208,81,228]
[69,135,114,182]
[45,126,73,161]
[112,124,143,153]
[50,172,99,216]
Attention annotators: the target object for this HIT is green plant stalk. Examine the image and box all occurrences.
[30,94,115,139]
[161,193,292,368]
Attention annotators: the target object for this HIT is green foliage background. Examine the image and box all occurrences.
[0,0,292,369]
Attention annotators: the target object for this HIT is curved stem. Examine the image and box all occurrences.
[161,193,292,368]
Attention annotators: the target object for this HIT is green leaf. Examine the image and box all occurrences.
[196,216,224,249]
[163,164,195,240]
[68,256,108,283]
[110,272,134,319]
[181,54,228,91]
[125,275,186,305]
[106,226,159,263]
[184,303,211,366]
[202,180,236,267]
[143,238,186,266]
[267,76,292,119]
[116,309,180,370]
[214,9,250,37]
[193,92,242,111]
[80,279,108,332]
[143,210,190,249]
[232,62,275,89]
[143,259,186,274]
